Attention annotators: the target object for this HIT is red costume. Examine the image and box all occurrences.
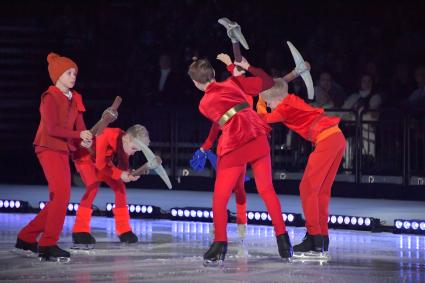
[18,86,86,246]
[257,94,346,236]
[199,65,287,242]
[73,128,133,237]
[200,63,270,225]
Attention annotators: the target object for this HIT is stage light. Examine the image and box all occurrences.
[106,203,161,218]
[178,209,183,217]
[411,222,419,230]
[394,219,425,235]
[248,211,303,226]
[329,215,380,231]
[169,207,223,222]
[0,199,29,212]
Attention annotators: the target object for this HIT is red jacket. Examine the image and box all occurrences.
[33,86,86,153]
[93,128,129,180]
[200,65,273,153]
[258,94,340,143]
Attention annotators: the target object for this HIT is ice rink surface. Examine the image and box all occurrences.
[0,213,424,283]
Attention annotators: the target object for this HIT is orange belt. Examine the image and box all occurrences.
[315,125,341,145]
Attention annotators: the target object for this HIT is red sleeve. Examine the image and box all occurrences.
[259,110,285,124]
[234,66,274,96]
[226,64,235,74]
[201,123,220,150]
[95,131,123,180]
[42,94,81,139]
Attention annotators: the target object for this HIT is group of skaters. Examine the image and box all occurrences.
[14,18,345,265]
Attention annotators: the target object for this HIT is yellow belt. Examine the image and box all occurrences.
[218,102,250,126]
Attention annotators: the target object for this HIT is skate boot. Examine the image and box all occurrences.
[118,231,138,244]
[276,233,293,260]
[293,233,326,260]
[13,238,38,257]
[39,245,71,263]
[323,235,329,252]
[203,242,227,267]
[72,232,96,250]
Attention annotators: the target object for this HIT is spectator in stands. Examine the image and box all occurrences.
[340,74,383,168]
[312,71,345,109]
[406,66,425,113]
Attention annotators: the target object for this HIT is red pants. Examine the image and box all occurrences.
[18,150,71,246]
[74,160,127,209]
[214,135,286,242]
[233,167,247,225]
[300,132,346,236]
[73,159,131,235]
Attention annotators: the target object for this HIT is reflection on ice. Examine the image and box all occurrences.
[0,213,424,283]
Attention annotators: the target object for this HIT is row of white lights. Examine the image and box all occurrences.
[106,203,154,214]
[171,208,213,219]
[39,201,79,212]
[0,199,22,209]
[395,220,425,231]
[328,215,372,226]
[247,212,295,223]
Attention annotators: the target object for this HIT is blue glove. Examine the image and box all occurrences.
[189,149,207,171]
[205,150,217,170]
[244,175,251,182]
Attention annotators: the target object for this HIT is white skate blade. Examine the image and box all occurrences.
[11,248,38,258]
[293,251,328,258]
[39,256,71,263]
[203,259,224,267]
[71,244,95,250]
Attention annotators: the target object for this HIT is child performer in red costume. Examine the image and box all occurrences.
[191,52,272,239]
[258,77,346,258]
[15,53,93,262]
[188,56,293,266]
[72,125,157,248]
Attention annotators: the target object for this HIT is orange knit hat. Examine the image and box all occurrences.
[47,52,78,84]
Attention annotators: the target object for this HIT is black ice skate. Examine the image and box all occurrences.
[203,242,227,267]
[71,232,96,250]
[293,233,327,260]
[118,231,138,244]
[276,233,293,261]
[13,238,38,257]
[38,245,71,263]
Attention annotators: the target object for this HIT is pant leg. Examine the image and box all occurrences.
[74,159,100,208]
[233,166,247,224]
[19,151,71,246]
[213,162,245,242]
[250,154,286,236]
[318,133,346,235]
[300,133,345,235]
[103,176,131,235]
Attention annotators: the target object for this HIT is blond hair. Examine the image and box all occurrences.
[260,78,288,101]
[187,58,215,84]
[126,124,150,145]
